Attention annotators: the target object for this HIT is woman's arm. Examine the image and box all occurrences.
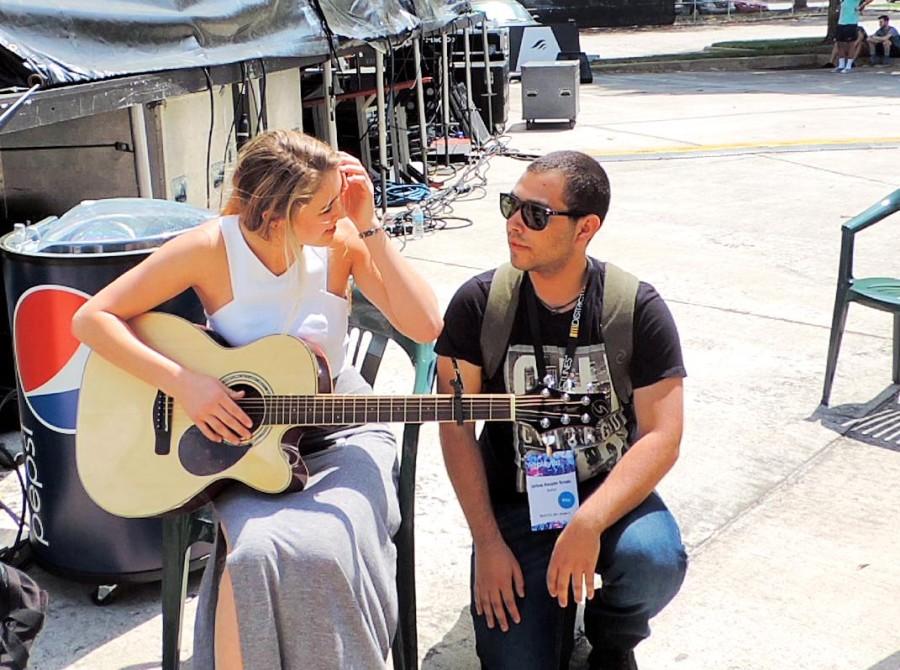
[336,153,443,343]
[71,226,251,443]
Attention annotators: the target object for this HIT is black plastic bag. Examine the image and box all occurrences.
[0,563,48,670]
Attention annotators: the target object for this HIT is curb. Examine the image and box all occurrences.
[590,53,832,73]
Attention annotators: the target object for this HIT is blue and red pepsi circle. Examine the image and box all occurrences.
[13,285,90,434]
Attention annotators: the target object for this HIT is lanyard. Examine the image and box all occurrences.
[524,264,592,389]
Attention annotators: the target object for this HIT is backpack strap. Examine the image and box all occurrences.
[600,262,639,405]
[0,563,47,670]
[481,261,639,405]
[480,263,524,380]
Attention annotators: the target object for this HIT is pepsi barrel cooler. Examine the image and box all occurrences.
[0,199,208,581]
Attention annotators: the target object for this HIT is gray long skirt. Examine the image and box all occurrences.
[193,369,401,669]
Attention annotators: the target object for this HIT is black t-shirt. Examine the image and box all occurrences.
[435,259,686,504]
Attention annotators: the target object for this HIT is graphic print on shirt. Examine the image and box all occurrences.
[505,343,629,484]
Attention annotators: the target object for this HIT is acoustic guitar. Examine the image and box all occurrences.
[75,312,607,518]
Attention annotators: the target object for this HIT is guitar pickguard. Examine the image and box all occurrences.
[179,426,252,476]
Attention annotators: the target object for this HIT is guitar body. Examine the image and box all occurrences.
[76,312,329,518]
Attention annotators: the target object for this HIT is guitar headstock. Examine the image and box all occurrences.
[514,383,611,434]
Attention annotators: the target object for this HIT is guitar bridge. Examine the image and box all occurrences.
[153,391,173,455]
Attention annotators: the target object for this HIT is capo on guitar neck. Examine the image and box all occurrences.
[450,358,465,426]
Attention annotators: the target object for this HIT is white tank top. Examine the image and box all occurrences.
[206,215,349,376]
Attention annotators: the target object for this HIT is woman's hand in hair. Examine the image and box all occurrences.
[337,152,376,232]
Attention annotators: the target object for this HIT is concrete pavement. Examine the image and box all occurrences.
[10,22,900,670]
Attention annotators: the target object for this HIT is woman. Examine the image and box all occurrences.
[72,130,442,669]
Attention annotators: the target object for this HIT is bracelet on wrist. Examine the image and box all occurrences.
[359,225,383,239]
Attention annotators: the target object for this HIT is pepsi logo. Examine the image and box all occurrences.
[14,286,91,434]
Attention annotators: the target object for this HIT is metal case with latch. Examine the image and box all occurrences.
[520,60,579,129]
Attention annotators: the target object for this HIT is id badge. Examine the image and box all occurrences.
[524,450,580,532]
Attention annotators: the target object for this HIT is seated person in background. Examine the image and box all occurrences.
[868,15,900,64]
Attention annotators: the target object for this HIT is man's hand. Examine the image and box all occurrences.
[546,512,601,608]
[473,537,526,632]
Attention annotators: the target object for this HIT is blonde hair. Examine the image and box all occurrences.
[222,130,340,262]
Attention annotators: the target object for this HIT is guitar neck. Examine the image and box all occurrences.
[237,394,515,426]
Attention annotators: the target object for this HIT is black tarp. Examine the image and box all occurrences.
[0,0,330,87]
[0,0,469,89]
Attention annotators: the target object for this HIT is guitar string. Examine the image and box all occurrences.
[162,404,589,421]
[162,398,592,411]
[162,399,591,410]
[211,395,589,406]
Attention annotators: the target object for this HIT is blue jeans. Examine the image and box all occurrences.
[472,491,687,670]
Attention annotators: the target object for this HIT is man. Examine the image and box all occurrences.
[868,15,900,65]
[435,151,687,670]
[834,0,875,72]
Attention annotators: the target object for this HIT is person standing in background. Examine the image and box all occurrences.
[833,0,875,72]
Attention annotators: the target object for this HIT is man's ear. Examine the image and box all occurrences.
[576,213,603,244]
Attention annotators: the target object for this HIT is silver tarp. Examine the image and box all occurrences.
[0,0,469,88]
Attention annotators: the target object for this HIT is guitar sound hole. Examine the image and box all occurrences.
[232,383,265,432]
[176,383,265,477]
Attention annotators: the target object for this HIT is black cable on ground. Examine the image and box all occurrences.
[382,135,510,237]
[375,182,432,208]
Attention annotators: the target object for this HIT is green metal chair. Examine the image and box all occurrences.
[160,289,435,670]
[821,189,900,406]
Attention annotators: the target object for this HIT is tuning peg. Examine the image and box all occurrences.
[581,395,591,406]
[581,413,591,424]
[540,417,550,429]
[561,393,571,402]
[543,373,557,389]
[541,387,551,398]
[560,414,570,425]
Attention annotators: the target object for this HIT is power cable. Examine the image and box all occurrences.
[202,67,215,210]
[217,68,249,211]
[257,59,269,132]
[383,136,509,237]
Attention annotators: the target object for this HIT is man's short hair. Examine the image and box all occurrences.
[526,151,611,221]
[879,14,889,21]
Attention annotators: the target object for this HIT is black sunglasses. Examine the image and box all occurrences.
[499,192,589,231]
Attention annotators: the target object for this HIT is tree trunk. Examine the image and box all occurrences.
[826,0,840,40]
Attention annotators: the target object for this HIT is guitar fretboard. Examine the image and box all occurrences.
[235,394,515,426]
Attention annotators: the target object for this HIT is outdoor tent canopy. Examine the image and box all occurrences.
[0,0,471,88]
